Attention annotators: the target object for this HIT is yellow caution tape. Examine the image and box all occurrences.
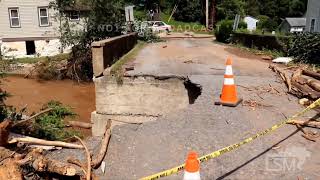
[140,98,320,180]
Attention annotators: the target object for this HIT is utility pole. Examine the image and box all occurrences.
[206,0,208,29]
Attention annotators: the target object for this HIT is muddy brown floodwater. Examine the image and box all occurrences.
[1,76,95,136]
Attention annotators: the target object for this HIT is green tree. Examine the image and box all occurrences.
[256,0,307,24]
[257,15,278,31]
[245,0,260,17]
[173,0,203,22]
[51,0,125,81]
[288,0,307,16]
[216,0,245,20]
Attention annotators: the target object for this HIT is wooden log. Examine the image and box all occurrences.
[8,136,83,149]
[303,69,320,80]
[0,120,12,146]
[67,121,92,129]
[13,108,52,127]
[32,155,77,176]
[295,75,320,92]
[307,79,320,92]
[293,76,308,85]
[291,69,303,82]
[75,136,91,180]
[91,120,112,169]
[67,157,85,170]
[291,81,320,99]
[0,148,83,177]
[269,64,292,92]
[288,120,320,128]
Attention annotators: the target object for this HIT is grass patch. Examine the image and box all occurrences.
[232,43,285,58]
[110,41,146,83]
[15,53,70,64]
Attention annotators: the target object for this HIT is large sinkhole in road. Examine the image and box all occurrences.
[184,79,202,104]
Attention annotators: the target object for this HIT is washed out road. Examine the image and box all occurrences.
[101,38,320,179]
[49,38,320,180]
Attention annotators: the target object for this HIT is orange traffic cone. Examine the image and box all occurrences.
[183,151,201,180]
[215,57,243,107]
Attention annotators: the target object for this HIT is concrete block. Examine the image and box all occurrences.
[92,46,105,77]
[94,75,189,116]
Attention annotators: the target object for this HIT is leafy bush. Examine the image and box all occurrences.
[134,21,162,43]
[231,32,290,53]
[30,101,81,141]
[215,20,247,43]
[32,101,78,140]
[288,33,320,64]
[134,10,147,21]
[257,15,278,32]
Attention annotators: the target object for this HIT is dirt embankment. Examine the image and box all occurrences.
[1,76,95,136]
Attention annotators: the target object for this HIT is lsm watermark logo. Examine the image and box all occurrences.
[265,145,311,172]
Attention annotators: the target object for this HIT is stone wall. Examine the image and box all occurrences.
[91,33,138,77]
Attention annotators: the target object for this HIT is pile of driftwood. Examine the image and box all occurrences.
[0,117,111,180]
[270,64,320,141]
[269,64,320,100]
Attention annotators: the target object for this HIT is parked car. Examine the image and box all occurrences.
[142,21,172,33]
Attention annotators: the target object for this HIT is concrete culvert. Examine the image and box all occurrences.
[184,79,202,104]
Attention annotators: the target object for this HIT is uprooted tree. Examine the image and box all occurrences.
[0,78,110,179]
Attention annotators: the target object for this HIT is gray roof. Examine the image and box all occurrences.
[285,18,306,27]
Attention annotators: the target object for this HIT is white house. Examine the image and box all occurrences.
[0,0,89,58]
[243,16,259,31]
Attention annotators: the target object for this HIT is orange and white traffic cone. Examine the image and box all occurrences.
[215,57,243,107]
[183,151,201,180]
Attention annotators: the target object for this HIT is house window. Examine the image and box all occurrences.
[70,11,80,21]
[8,8,20,28]
[310,19,316,32]
[38,7,49,27]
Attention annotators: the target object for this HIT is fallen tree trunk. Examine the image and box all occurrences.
[269,64,292,92]
[0,148,83,178]
[66,121,92,129]
[75,136,91,180]
[303,69,320,81]
[8,136,83,149]
[291,69,303,82]
[32,155,78,176]
[91,120,112,169]
[291,81,320,99]
[306,79,320,92]
[293,76,308,85]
